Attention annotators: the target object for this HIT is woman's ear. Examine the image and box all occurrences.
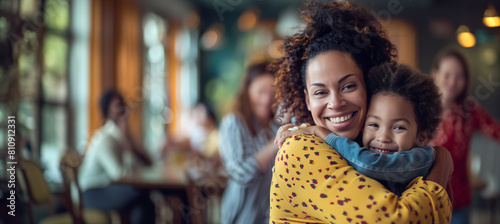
[416,131,430,146]
[304,89,311,111]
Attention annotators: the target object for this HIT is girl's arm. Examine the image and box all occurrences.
[326,133,435,183]
[276,125,435,183]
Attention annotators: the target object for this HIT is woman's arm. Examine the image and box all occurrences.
[326,133,435,183]
[117,116,152,166]
[270,134,452,224]
[93,135,129,180]
[471,103,500,141]
[255,140,279,172]
[219,115,276,186]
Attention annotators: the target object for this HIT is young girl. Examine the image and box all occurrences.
[277,62,445,196]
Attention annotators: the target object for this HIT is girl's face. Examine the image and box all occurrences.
[433,56,466,103]
[249,74,275,121]
[362,93,425,154]
[305,50,367,140]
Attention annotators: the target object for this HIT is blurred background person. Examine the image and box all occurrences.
[218,62,278,224]
[429,48,500,224]
[78,90,155,224]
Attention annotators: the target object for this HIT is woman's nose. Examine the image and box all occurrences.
[327,92,346,110]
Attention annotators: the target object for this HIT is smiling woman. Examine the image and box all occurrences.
[218,62,279,224]
[269,1,452,223]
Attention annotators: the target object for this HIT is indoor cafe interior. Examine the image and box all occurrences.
[0,0,499,223]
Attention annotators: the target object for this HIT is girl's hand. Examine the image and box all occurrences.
[426,146,454,189]
[274,124,330,147]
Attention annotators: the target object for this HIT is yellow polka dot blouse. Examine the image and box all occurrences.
[270,134,452,224]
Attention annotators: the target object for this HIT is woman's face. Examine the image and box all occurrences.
[108,95,128,120]
[305,50,367,140]
[433,56,466,103]
[249,74,275,121]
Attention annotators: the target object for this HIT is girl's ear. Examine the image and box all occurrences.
[416,131,430,146]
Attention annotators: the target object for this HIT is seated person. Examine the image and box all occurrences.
[78,90,154,224]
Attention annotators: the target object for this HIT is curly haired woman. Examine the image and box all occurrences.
[269,1,453,223]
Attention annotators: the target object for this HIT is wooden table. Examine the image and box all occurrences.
[114,163,189,189]
[114,162,204,224]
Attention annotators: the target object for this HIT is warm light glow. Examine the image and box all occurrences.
[268,40,284,58]
[201,23,224,50]
[238,9,258,31]
[457,32,476,48]
[483,16,500,27]
[202,29,218,49]
[483,4,500,27]
[456,25,476,48]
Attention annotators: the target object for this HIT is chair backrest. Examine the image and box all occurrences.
[17,159,53,206]
[59,149,85,224]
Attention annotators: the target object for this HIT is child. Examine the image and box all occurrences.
[277,62,443,195]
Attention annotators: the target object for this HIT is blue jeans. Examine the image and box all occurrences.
[83,184,155,224]
[450,207,470,224]
[325,133,436,194]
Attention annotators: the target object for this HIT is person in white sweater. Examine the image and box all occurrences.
[79,90,154,224]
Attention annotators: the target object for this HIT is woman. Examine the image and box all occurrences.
[218,62,279,223]
[429,48,500,224]
[79,90,155,224]
[269,2,453,223]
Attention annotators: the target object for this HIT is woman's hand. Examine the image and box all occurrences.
[274,124,331,147]
[426,146,454,200]
[255,139,280,172]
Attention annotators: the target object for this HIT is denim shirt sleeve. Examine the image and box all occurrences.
[325,133,436,184]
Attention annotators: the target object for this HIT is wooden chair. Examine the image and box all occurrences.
[58,149,110,224]
[17,155,109,224]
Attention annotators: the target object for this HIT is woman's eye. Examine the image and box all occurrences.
[313,91,327,96]
[342,84,356,91]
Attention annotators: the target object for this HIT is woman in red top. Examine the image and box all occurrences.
[429,48,500,224]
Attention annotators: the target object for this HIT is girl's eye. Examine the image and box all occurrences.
[367,123,378,128]
[394,125,407,130]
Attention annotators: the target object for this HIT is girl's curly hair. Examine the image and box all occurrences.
[367,62,443,139]
[270,1,397,124]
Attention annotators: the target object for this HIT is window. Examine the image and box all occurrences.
[142,13,168,156]
[0,0,76,183]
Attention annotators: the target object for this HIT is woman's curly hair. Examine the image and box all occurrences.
[270,1,397,124]
[366,62,443,139]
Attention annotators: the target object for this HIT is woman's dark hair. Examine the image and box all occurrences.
[367,62,443,139]
[99,89,123,118]
[270,1,397,124]
[431,48,470,106]
[234,62,274,137]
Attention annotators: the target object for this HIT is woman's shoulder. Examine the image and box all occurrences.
[220,113,242,127]
[281,133,338,155]
[219,113,247,133]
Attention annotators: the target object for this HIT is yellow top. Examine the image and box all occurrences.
[270,134,452,224]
